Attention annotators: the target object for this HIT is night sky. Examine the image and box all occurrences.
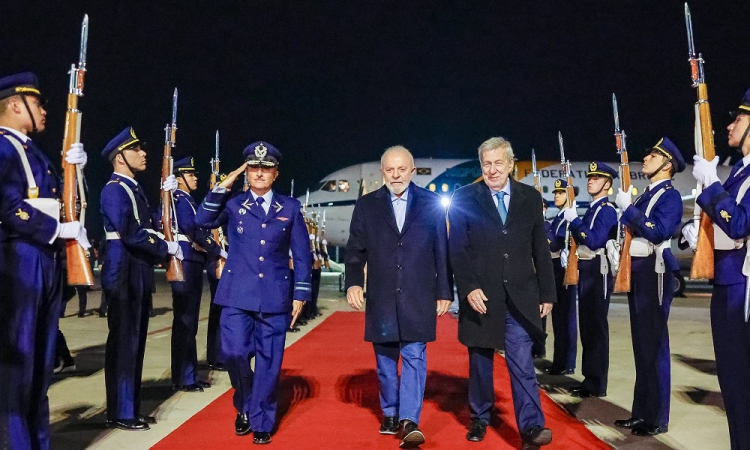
[4,1,750,238]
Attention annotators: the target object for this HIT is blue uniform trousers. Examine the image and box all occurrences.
[206,266,224,367]
[373,341,427,424]
[628,263,673,427]
[170,259,204,386]
[712,283,750,450]
[468,310,545,433]
[104,263,153,421]
[577,257,612,394]
[221,307,288,433]
[0,241,62,450]
[551,261,577,371]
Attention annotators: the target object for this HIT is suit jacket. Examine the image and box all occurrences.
[346,184,452,343]
[448,179,556,350]
[196,188,312,312]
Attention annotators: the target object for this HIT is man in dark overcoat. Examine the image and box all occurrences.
[448,136,556,449]
[346,145,452,449]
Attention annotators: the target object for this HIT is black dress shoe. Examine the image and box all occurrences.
[632,424,668,436]
[466,418,487,442]
[77,311,86,318]
[197,380,211,389]
[208,362,227,371]
[522,425,552,447]
[379,416,399,435]
[286,326,300,333]
[614,417,644,429]
[253,431,272,444]
[138,415,157,425]
[296,319,308,326]
[235,412,251,436]
[532,351,546,359]
[545,366,574,376]
[173,383,204,392]
[400,420,425,448]
[569,387,606,398]
[106,419,150,431]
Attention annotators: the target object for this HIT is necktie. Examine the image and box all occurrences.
[496,191,507,224]
[256,197,266,216]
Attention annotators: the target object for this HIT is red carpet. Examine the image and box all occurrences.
[153,312,608,449]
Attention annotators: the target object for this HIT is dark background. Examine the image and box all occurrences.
[3,1,749,238]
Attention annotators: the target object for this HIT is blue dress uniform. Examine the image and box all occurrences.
[195,142,312,436]
[695,90,750,450]
[99,128,170,425]
[0,73,64,450]
[206,257,225,368]
[546,180,578,374]
[619,138,684,432]
[568,162,618,395]
[168,157,222,389]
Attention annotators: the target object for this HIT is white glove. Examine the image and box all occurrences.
[606,239,620,273]
[65,143,87,167]
[220,249,228,259]
[166,241,184,260]
[562,206,578,223]
[692,155,720,187]
[615,187,632,211]
[682,222,698,251]
[560,248,569,268]
[162,174,178,192]
[58,221,91,250]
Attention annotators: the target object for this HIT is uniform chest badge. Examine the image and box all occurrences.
[720,210,732,222]
[148,236,155,244]
[273,201,283,213]
[14,208,29,221]
[237,226,244,234]
[645,221,655,229]
[239,207,247,215]
[277,216,289,222]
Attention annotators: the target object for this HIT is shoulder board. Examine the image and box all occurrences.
[106,180,119,185]
[603,202,615,208]
[665,185,673,190]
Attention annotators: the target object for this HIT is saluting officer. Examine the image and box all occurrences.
[685,89,750,450]
[561,162,618,398]
[196,141,311,445]
[100,127,184,431]
[614,138,684,436]
[545,179,579,376]
[0,72,89,450]
[168,157,225,391]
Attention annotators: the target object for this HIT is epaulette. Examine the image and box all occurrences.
[106,180,119,185]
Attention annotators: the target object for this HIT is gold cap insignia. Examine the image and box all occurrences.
[130,128,137,139]
[589,162,597,172]
[720,210,732,222]
[555,180,562,188]
[190,157,194,167]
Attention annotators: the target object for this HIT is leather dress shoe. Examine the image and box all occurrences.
[296,318,308,326]
[286,326,300,333]
[138,415,157,425]
[400,420,425,448]
[379,416,399,435]
[545,366,574,376]
[632,424,668,436]
[208,362,227,371]
[106,419,150,431]
[197,380,211,389]
[235,412,252,436]
[614,417,644,429]
[569,386,606,398]
[466,418,487,442]
[173,383,204,392]
[522,425,552,447]
[253,431,272,444]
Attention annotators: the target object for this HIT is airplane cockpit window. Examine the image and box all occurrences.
[320,180,337,192]
[338,180,350,192]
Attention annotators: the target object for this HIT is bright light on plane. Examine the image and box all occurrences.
[441,196,451,208]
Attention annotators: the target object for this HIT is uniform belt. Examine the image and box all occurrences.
[105,228,163,240]
[576,245,603,260]
[550,251,561,259]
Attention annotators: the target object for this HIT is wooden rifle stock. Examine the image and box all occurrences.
[614,142,632,293]
[161,131,184,282]
[690,83,716,280]
[563,179,579,286]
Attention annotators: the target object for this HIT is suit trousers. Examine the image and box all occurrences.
[628,268,673,427]
[104,263,153,421]
[551,261,577,371]
[577,258,612,394]
[221,307,288,432]
[0,241,62,450]
[170,259,204,386]
[468,310,545,433]
[373,341,427,423]
[712,284,750,450]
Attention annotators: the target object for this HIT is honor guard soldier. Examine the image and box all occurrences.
[0,72,89,450]
[196,141,312,445]
[168,157,225,391]
[100,127,184,431]
[613,138,685,436]
[685,89,750,450]
[561,161,618,397]
[545,179,579,376]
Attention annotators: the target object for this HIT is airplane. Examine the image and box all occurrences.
[301,158,732,295]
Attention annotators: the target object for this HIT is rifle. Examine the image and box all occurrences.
[612,94,633,293]
[61,15,95,286]
[312,210,323,270]
[209,130,226,279]
[685,3,715,280]
[321,210,331,268]
[560,132,579,286]
[531,149,542,194]
[161,88,184,282]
